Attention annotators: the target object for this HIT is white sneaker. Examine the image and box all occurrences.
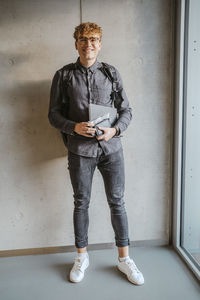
[117,257,144,285]
[69,254,89,283]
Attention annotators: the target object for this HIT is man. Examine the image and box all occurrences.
[48,22,144,285]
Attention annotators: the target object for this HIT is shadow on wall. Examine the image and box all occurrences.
[1,79,67,165]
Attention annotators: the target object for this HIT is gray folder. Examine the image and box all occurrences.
[88,103,118,127]
[88,103,118,136]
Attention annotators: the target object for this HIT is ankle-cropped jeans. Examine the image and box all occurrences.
[68,146,130,249]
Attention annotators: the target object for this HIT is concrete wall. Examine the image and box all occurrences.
[0,0,173,251]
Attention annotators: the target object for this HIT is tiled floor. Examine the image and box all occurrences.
[0,246,199,300]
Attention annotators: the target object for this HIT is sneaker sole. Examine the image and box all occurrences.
[69,262,89,283]
[69,276,84,283]
[117,265,144,286]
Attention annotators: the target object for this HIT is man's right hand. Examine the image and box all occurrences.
[74,122,96,138]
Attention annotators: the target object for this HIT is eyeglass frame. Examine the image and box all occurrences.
[77,36,101,44]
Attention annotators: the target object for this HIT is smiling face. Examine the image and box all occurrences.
[75,33,102,66]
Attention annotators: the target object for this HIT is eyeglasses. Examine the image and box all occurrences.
[78,37,100,44]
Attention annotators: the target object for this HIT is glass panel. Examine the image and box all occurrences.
[181,0,200,270]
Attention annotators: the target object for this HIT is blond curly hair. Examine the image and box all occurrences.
[73,22,102,41]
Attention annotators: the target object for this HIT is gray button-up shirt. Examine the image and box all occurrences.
[48,57,132,157]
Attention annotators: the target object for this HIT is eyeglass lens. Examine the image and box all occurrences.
[78,37,100,43]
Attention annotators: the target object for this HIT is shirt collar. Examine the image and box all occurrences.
[75,57,102,73]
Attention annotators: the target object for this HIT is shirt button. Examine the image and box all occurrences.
[89,87,91,91]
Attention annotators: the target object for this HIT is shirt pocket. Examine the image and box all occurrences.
[91,78,113,106]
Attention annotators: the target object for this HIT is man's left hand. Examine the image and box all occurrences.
[96,127,117,142]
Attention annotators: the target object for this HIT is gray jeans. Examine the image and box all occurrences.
[68,146,130,248]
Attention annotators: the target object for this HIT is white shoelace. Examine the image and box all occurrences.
[125,259,140,274]
[73,258,83,271]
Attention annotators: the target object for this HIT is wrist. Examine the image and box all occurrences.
[112,127,117,136]
[113,126,120,136]
[73,123,78,135]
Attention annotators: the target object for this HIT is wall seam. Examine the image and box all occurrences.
[80,0,82,23]
[169,0,177,245]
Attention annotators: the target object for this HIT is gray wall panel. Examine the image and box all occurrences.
[0,0,173,251]
[82,0,173,243]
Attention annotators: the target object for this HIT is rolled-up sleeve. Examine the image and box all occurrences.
[113,68,132,135]
[48,69,76,135]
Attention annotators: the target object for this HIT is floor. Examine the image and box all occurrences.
[0,246,199,300]
[192,253,200,265]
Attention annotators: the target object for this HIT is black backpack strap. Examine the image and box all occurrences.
[101,62,120,104]
[62,63,75,83]
[101,62,119,90]
[59,63,76,145]
[60,63,75,103]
